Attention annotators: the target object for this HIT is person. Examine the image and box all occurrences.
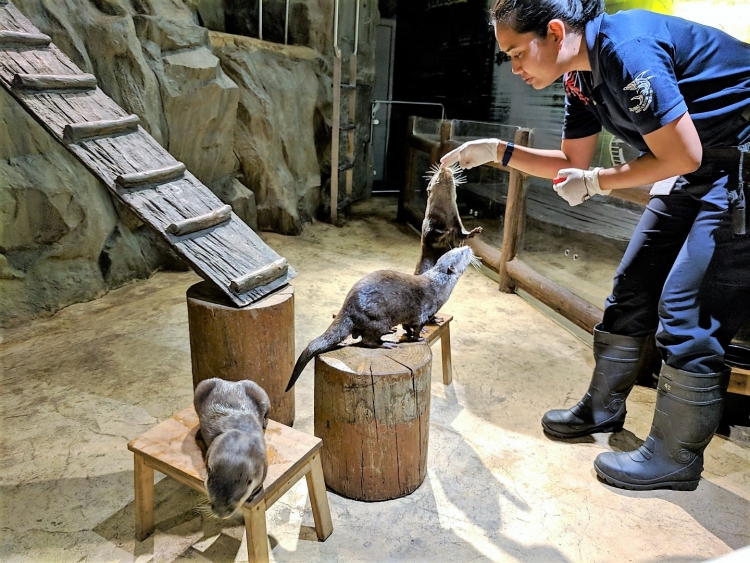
[441,0,750,491]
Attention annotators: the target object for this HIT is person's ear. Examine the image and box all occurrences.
[547,19,566,48]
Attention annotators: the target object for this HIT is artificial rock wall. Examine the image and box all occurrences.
[0,0,377,328]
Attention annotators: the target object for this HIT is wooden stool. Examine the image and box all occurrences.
[127,406,332,562]
[187,282,295,426]
[422,312,453,385]
[330,311,454,385]
[314,341,432,501]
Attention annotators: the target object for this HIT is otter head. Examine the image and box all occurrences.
[422,246,478,311]
[425,162,465,199]
[435,246,476,277]
[205,430,267,519]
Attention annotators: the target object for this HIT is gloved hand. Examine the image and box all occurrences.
[553,167,610,206]
[440,139,499,169]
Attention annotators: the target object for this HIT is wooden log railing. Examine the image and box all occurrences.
[400,118,748,397]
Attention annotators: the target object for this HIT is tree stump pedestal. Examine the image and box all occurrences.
[186,282,295,426]
[314,341,432,501]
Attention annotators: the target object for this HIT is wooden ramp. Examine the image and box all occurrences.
[0,1,295,307]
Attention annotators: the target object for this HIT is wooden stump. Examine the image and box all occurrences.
[314,341,432,501]
[186,282,295,426]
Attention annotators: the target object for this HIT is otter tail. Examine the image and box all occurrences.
[285,315,354,391]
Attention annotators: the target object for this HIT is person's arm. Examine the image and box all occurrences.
[597,112,702,190]
[439,133,599,178]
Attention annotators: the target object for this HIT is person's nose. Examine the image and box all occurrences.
[511,59,522,75]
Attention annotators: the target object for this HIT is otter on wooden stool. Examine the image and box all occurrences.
[127,406,333,562]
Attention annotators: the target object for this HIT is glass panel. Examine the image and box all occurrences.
[408,149,434,215]
[448,120,521,249]
[412,116,442,139]
[517,128,643,309]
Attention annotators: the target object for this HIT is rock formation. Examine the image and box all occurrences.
[0,0,377,327]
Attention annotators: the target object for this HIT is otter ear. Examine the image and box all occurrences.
[447,264,457,275]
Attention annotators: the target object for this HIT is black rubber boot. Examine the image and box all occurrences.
[594,363,730,491]
[542,325,650,439]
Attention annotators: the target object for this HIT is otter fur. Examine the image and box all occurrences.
[415,163,482,275]
[286,246,476,391]
[194,378,270,519]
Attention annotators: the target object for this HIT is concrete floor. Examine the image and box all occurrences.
[1,197,749,563]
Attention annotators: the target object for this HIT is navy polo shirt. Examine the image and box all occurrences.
[562,10,750,152]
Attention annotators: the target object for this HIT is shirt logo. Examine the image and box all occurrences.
[624,70,655,114]
[563,71,591,106]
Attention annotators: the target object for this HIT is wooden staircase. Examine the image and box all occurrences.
[0,1,295,307]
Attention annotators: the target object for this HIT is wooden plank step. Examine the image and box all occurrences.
[166,204,232,236]
[340,83,356,90]
[115,162,186,189]
[63,114,140,143]
[230,258,289,295]
[0,30,50,47]
[12,72,97,91]
[340,122,355,131]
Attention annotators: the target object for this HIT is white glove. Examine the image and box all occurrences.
[440,139,499,169]
[553,167,610,206]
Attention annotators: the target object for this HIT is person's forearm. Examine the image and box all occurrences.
[496,140,578,179]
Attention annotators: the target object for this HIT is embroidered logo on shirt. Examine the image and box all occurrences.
[624,71,655,113]
[563,71,591,106]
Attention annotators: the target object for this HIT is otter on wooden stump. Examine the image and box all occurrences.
[314,341,432,501]
[286,246,477,391]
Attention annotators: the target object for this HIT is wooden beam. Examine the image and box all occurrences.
[63,114,140,143]
[166,204,232,236]
[330,47,342,224]
[12,72,97,91]
[0,30,50,47]
[498,128,532,292]
[610,186,651,206]
[729,366,750,396]
[506,258,603,333]
[467,237,502,273]
[115,162,186,189]
[230,258,289,295]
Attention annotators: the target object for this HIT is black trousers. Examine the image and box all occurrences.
[602,168,750,374]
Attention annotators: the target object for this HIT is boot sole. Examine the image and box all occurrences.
[541,420,624,439]
[594,465,699,491]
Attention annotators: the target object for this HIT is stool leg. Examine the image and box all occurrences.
[305,451,333,541]
[134,454,155,541]
[243,501,270,563]
[441,324,453,385]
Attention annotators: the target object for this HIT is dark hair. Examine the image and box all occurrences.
[490,0,604,37]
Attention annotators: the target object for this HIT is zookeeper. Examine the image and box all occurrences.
[441,0,750,491]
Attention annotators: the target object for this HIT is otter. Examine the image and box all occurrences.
[194,378,270,519]
[286,246,477,391]
[415,163,483,275]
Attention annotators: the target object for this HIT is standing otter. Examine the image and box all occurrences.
[194,378,270,519]
[286,246,477,391]
[415,163,483,275]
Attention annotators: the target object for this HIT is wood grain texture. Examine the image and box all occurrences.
[166,204,232,236]
[230,258,288,294]
[63,113,140,143]
[0,29,50,46]
[0,3,295,306]
[314,341,432,501]
[12,72,97,90]
[186,282,296,426]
